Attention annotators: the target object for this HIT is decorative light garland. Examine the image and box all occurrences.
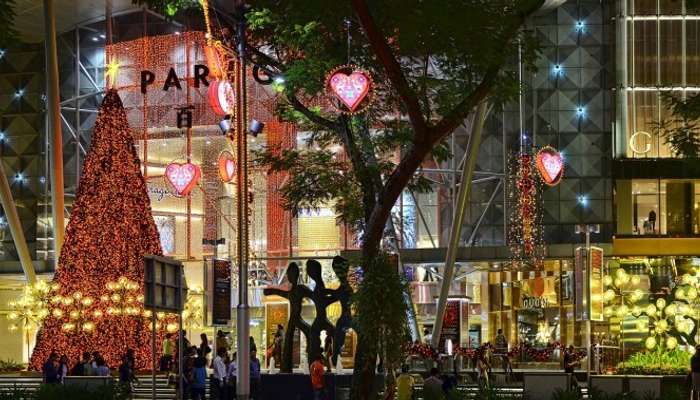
[325,64,373,114]
[508,152,544,269]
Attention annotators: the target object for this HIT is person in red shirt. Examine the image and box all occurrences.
[310,353,326,400]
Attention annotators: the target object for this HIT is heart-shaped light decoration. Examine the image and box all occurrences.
[218,151,236,183]
[164,162,201,196]
[326,65,372,113]
[535,146,564,186]
[208,80,234,116]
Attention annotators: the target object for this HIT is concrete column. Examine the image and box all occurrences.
[43,0,65,262]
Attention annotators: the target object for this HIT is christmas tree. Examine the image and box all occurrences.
[30,89,165,370]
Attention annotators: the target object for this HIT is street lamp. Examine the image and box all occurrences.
[575,223,599,377]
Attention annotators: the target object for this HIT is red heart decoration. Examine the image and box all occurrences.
[536,147,564,185]
[328,70,370,112]
[165,162,201,196]
[218,151,236,183]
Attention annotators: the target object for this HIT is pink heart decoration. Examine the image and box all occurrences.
[328,70,370,112]
[536,147,564,186]
[165,162,201,196]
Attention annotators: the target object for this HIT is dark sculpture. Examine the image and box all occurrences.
[263,258,354,372]
[330,256,353,365]
[262,262,311,373]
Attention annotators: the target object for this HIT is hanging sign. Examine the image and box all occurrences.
[164,162,201,196]
[589,246,604,321]
[535,146,564,185]
[218,151,236,183]
[438,300,461,352]
[208,79,235,116]
[212,258,231,326]
[325,64,372,113]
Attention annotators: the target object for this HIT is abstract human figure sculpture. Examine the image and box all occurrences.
[306,259,338,361]
[330,256,352,365]
[262,262,311,372]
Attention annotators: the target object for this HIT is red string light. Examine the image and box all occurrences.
[30,90,168,371]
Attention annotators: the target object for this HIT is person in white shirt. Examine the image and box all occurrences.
[423,328,433,346]
[212,348,227,400]
[227,352,237,396]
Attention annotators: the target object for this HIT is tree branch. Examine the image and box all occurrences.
[351,0,429,139]
[287,94,340,133]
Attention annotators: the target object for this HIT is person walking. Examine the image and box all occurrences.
[396,365,415,400]
[691,344,700,400]
[199,333,212,360]
[57,355,69,383]
[494,329,512,378]
[476,352,491,387]
[95,357,110,376]
[310,353,326,400]
[216,330,230,353]
[191,355,207,400]
[250,349,262,400]
[422,368,444,400]
[42,352,59,384]
[273,325,284,365]
[227,352,237,400]
[161,333,174,372]
[119,355,135,399]
[212,347,228,400]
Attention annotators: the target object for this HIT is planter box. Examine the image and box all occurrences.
[523,372,570,400]
[589,375,686,398]
[590,375,624,396]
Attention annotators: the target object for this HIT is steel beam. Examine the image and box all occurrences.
[0,163,36,284]
[431,101,490,349]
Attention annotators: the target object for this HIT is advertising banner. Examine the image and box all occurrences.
[439,300,461,351]
[589,246,604,321]
[574,247,588,321]
[212,259,231,325]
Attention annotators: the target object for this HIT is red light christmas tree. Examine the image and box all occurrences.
[30,89,167,370]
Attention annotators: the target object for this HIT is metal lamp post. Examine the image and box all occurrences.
[575,223,600,378]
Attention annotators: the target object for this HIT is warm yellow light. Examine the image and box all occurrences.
[62,298,74,306]
[665,304,677,316]
[82,322,95,332]
[93,310,103,318]
[69,310,79,319]
[111,294,121,302]
[666,336,678,350]
[604,276,613,286]
[645,304,657,316]
[604,289,616,302]
[616,305,629,318]
[81,297,93,306]
[632,306,642,317]
[166,323,178,333]
[631,275,641,285]
[656,298,666,310]
[636,320,646,331]
[616,269,627,279]
[52,309,63,318]
[645,336,657,350]
[62,323,75,332]
[688,287,698,300]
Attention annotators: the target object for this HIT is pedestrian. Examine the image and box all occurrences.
[216,330,229,353]
[181,346,196,400]
[212,347,228,400]
[199,333,212,360]
[161,333,174,372]
[227,352,237,400]
[181,330,191,351]
[494,329,512,377]
[250,349,261,400]
[323,335,333,372]
[563,345,580,390]
[423,328,432,345]
[118,355,135,398]
[691,344,700,400]
[476,352,490,387]
[191,355,207,400]
[273,324,284,364]
[396,364,414,400]
[95,356,110,376]
[42,352,59,384]
[57,355,69,383]
[91,351,100,371]
[249,336,257,354]
[422,367,444,400]
[310,353,326,400]
[71,351,90,376]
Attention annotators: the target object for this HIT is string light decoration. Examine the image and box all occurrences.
[508,153,545,269]
[30,90,167,371]
[182,286,204,331]
[325,64,373,114]
[7,281,58,359]
[102,277,144,317]
[602,267,698,352]
[164,161,201,196]
[535,146,564,186]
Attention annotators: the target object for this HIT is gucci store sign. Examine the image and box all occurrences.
[523,296,549,309]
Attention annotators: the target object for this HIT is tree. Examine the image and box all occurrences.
[654,93,700,158]
[30,90,165,370]
[242,2,545,397]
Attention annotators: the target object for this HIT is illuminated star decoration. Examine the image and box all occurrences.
[105,59,120,89]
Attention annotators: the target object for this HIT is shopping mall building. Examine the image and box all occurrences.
[0,0,697,368]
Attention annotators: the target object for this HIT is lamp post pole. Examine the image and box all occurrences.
[576,223,599,378]
[234,1,250,399]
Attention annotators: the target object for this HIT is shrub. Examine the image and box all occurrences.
[616,348,690,375]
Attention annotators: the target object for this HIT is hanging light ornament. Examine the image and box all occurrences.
[325,64,373,114]
[200,0,226,80]
[535,146,565,185]
[218,151,236,183]
[165,162,201,196]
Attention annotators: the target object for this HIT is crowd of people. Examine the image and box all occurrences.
[42,349,136,393]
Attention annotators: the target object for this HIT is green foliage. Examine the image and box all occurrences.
[616,348,690,375]
[0,359,23,373]
[0,383,127,400]
[352,253,409,372]
[655,93,700,158]
[0,0,17,47]
[132,0,200,16]
[550,388,582,400]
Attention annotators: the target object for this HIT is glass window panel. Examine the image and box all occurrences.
[658,90,683,158]
[660,20,683,86]
[634,20,658,86]
[632,180,660,235]
[688,21,700,85]
[628,91,659,157]
[632,0,658,14]
[659,0,683,14]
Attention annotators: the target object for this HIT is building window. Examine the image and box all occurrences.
[616,179,700,235]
